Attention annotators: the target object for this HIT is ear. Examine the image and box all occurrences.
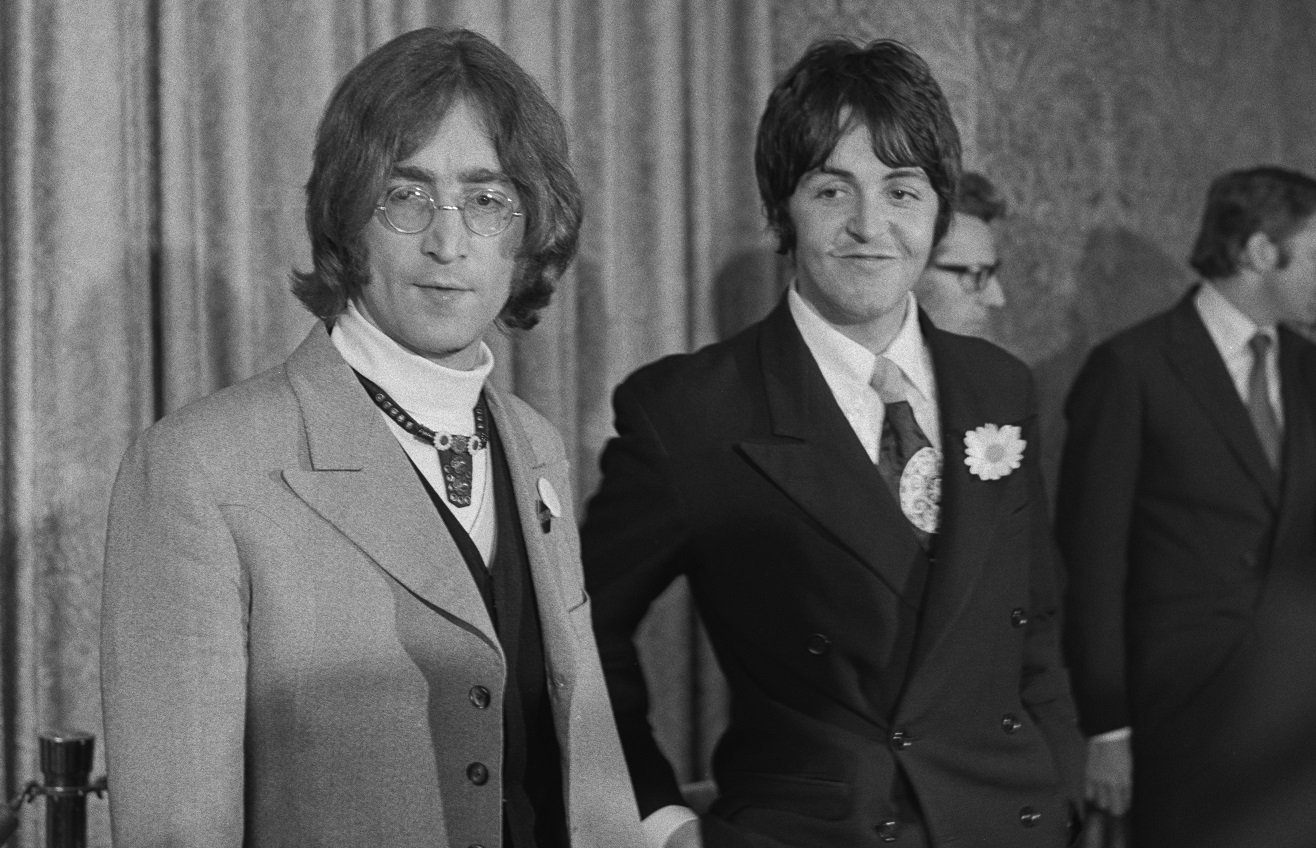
[1239,231,1279,273]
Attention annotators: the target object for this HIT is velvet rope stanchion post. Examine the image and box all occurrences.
[1,731,107,848]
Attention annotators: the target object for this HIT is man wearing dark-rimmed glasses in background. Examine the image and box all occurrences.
[913,171,1008,339]
[101,26,644,848]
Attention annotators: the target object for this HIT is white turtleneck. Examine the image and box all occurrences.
[330,300,497,564]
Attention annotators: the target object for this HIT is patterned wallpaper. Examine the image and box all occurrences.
[772,0,1316,491]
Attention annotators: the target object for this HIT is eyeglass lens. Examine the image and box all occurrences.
[935,262,999,292]
[380,186,517,237]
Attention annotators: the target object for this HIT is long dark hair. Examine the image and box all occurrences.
[755,38,962,255]
[291,28,582,329]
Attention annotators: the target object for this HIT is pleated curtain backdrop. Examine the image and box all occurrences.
[0,2,772,844]
[11,1,1313,845]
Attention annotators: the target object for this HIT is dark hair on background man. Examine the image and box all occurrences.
[754,37,962,255]
[291,27,583,329]
[956,171,1007,223]
[1189,165,1316,280]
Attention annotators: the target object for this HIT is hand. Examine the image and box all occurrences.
[1085,735,1133,816]
[665,818,703,848]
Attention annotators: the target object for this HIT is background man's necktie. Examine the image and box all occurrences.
[871,358,936,545]
[1247,333,1282,469]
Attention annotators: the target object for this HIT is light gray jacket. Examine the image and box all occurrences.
[101,324,642,848]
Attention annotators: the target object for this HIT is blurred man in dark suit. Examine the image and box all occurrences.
[1058,165,1316,848]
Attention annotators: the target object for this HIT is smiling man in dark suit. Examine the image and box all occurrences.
[1057,165,1316,848]
[582,38,1084,848]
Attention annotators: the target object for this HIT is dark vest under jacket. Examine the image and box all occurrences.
[414,404,566,848]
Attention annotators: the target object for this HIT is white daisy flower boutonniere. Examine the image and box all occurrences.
[963,423,1026,481]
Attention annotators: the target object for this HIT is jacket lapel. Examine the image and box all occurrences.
[279,325,499,650]
[1164,289,1280,505]
[737,300,924,597]
[484,387,580,694]
[904,317,1004,672]
[1272,330,1316,555]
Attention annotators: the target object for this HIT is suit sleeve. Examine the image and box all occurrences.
[100,427,247,848]
[1055,343,1142,735]
[582,378,694,818]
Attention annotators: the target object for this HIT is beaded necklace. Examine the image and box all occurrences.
[355,371,489,507]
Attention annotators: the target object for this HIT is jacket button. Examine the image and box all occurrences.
[806,633,831,655]
[1020,806,1042,827]
[1010,608,1029,628]
[1002,713,1023,734]
[876,819,900,842]
[469,685,491,709]
[466,762,489,785]
[890,730,913,750]
[1241,552,1257,570]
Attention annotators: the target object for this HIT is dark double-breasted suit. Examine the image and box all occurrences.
[101,325,643,848]
[583,300,1084,848]
[1057,288,1316,848]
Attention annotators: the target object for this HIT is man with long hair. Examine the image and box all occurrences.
[101,28,642,848]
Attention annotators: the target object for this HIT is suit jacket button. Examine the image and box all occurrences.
[1020,806,1042,827]
[469,685,491,709]
[806,633,831,655]
[466,762,489,785]
[876,820,900,842]
[1241,552,1257,570]
[890,730,913,750]
[1011,608,1029,628]
[1002,713,1023,733]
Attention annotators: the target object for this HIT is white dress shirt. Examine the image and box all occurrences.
[331,301,498,563]
[789,286,941,460]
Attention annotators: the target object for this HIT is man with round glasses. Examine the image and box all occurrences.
[101,27,643,848]
[913,171,1008,338]
[376,184,523,237]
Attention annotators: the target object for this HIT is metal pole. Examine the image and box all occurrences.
[38,731,95,848]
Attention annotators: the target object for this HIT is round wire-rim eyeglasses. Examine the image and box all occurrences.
[375,185,524,238]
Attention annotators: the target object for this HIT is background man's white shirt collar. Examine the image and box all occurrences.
[1195,282,1283,424]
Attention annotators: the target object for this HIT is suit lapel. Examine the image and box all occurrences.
[738,300,924,597]
[279,325,499,650]
[904,318,1003,672]
[1272,330,1316,554]
[1164,290,1280,505]
[484,388,579,693]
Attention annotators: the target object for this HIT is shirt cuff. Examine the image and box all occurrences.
[1090,726,1131,743]
[642,805,700,848]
